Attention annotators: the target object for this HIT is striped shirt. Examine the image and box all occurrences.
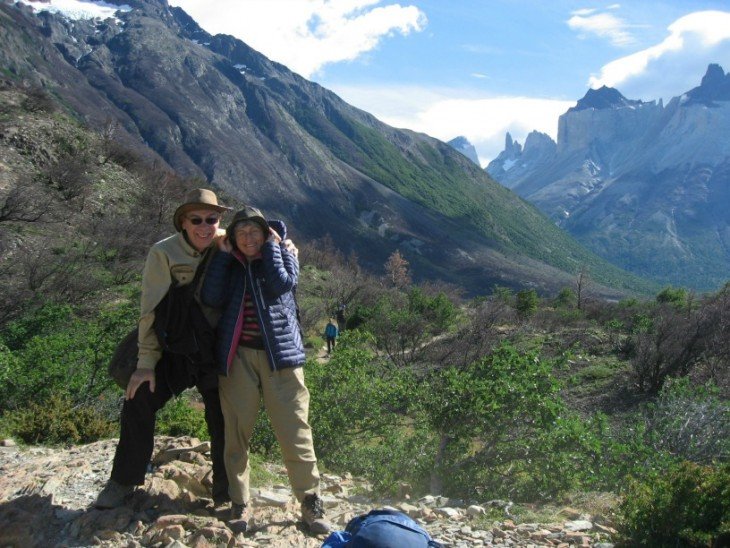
[238,290,264,349]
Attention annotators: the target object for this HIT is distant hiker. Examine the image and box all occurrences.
[95,189,231,509]
[201,206,332,535]
[336,303,346,332]
[324,318,338,354]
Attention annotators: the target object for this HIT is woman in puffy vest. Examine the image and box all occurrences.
[201,205,331,536]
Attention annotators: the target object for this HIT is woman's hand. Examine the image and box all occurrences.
[217,235,233,253]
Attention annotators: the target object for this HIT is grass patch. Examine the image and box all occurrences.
[249,452,288,489]
[570,364,618,384]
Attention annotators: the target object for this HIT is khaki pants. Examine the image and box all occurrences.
[219,346,320,505]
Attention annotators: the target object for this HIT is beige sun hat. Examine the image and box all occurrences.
[173,188,232,231]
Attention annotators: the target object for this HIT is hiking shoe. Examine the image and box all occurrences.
[229,502,249,534]
[94,479,134,509]
[301,494,332,535]
[212,479,230,506]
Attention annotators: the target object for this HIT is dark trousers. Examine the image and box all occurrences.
[110,361,227,499]
[326,336,336,353]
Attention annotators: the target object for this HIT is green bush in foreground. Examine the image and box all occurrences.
[616,461,730,546]
[156,396,208,440]
[4,394,116,445]
[0,302,136,413]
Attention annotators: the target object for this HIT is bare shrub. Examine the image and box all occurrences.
[44,152,92,203]
[21,86,56,113]
[298,238,379,334]
[136,170,190,231]
[299,234,342,272]
[643,378,729,464]
[384,249,411,289]
[631,300,720,394]
[0,176,55,223]
[19,241,100,300]
[100,120,145,170]
[693,287,730,395]
[427,297,514,369]
[89,214,152,284]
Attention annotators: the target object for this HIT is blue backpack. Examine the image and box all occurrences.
[322,509,443,547]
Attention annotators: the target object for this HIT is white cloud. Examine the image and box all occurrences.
[588,10,730,101]
[329,84,573,166]
[168,0,426,78]
[567,10,635,47]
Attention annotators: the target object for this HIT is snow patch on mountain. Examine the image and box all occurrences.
[16,0,131,21]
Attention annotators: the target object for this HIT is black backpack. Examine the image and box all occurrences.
[108,250,216,391]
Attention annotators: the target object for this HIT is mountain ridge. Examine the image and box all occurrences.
[487,64,730,291]
[0,0,652,296]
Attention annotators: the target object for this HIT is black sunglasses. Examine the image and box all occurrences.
[188,216,220,225]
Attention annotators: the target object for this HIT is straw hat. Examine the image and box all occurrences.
[173,188,231,231]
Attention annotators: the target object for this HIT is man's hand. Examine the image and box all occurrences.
[268,227,282,244]
[217,235,233,253]
[283,239,298,258]
[125,368,155,400]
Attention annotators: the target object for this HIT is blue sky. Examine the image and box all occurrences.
[166,0,730,165]
[21,0,730,165]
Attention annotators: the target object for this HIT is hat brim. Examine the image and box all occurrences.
[174,203,232,232]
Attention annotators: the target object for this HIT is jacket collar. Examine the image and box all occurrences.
[177,231,205,257]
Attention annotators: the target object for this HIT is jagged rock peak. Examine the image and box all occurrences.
[523,130,555,153]
[683,63,730,106]
[702,63,726,86]
[504,132,522,155]
[569,85,643,112]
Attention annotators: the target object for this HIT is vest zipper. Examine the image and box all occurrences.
[247,264,277,371]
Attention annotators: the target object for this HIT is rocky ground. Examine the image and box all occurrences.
[0,436,618,547]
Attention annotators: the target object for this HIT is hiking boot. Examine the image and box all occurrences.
[301,494,332,535]
[211,479,230,506]
[229,502,249,534]
[94,479,134,509]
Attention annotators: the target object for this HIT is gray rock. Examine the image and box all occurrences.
[564,519,594,531]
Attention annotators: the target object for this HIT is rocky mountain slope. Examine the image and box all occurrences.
[0,436,619,547]
[0,0,649,297]
[487,64,730,291]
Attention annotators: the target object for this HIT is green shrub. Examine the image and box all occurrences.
[5,394,116,445]
[555,287,576,308]
[306,331,423,493]
[156,396,208,439]
[516,289,538,320]
[0,302,136,413]
[656,286,688,309]
[616,461,730,546]
[249,406,280,460]
[308,334,636,501]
